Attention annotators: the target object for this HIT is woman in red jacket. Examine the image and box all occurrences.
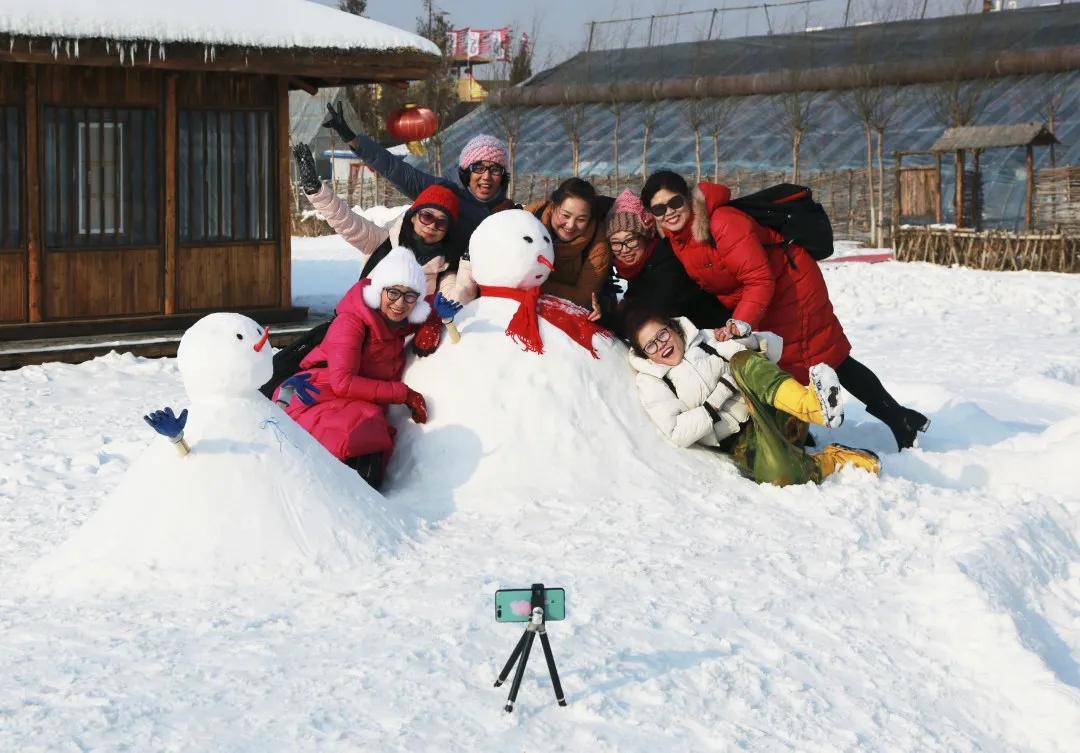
[275,247,431,488]
[640,170,927,450]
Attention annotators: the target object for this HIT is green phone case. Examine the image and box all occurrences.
[495,588,566,622]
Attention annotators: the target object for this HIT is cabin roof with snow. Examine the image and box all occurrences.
[0,0,440,86]
[929,123,1060,153]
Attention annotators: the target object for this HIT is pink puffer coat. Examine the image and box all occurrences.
[280,279,416,462]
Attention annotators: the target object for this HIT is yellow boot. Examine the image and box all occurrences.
[772,378,826,426]
[814,444,881,478]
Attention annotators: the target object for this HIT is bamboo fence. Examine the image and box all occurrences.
[895,226,1079,272]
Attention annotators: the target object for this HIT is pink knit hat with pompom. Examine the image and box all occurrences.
[457,134,509,169]
[605,188,656,238]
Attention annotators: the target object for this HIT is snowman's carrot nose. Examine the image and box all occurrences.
[253,328,270,352]
[536,254,554,270]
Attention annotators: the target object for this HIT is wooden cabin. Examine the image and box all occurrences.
[0,1,437,366]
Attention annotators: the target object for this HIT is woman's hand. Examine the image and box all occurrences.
[587,293,602,323]
[292,144,322,195]
[404,388,428,424]
[322,102,357,143]
[715,319,752,341]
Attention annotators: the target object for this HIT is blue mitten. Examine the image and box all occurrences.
[143,407,188,441]
[433,292,463,321]
[277,373,321,407]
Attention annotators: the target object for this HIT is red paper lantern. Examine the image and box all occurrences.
[385,104,438,143]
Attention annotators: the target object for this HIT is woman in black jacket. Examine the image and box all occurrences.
[603,189,731,338]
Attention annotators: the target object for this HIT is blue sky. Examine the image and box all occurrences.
[311,1,1038,73]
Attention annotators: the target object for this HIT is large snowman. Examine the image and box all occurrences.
[387,210,713,512]
[30,313,406,593]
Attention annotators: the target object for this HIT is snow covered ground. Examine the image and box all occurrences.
[1,231,1078,751]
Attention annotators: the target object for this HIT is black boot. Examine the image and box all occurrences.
[345,453,384,490]
[866,404,930,451]
[835,357,929,451]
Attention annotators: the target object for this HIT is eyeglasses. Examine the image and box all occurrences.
[384,288,420,305]
[468,162,506,177]
[416,208,450,232]
[610,236,643,255]
[648,194,686,217]
[642,327,673,355]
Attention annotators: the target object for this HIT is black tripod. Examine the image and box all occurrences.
[494,583,567,712]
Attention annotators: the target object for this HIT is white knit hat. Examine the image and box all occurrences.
[362,247,431,323]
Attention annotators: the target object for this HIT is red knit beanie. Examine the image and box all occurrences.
[411,184,460,223]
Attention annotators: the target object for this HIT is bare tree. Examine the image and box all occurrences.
[640,97,660,180]
[776,73,818,183]
[1045,90,1063,168]
[706,97,741,183]
[684,100,710,183]
[559,100,587,177]
[871,87,902,245]
[490,104,526,195]
[606,86,624,191]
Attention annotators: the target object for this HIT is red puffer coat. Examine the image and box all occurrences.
[279,278,416,462]
[665,182,850,383]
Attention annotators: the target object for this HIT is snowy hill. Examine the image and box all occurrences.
[0,237,1077,751]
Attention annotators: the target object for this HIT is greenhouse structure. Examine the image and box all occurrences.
[416,4,1080,234]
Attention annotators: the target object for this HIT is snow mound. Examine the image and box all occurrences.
[388,296,730,513]
[28,314,409,594]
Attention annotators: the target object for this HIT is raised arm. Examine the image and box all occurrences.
[323,102,441,200]
[296,144,390,260]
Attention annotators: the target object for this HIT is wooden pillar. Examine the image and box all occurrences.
[163,73,178,315]
[933,152,943,224]
[25,65,41,322]
[892,152,903,232]
[955,149,965,228]
[972,149,981,230]
[1025,144,1035,230]
[277,76,292,309]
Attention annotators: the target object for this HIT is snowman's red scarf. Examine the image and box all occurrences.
[478,285,610,358]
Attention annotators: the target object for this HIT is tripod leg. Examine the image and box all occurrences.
[538,630,567,706]
[504,630,536,713]
[494,631,528,687]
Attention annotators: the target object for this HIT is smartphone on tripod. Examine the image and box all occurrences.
[495,587,566,622]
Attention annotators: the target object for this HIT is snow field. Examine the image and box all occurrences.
[0,236,1077,751]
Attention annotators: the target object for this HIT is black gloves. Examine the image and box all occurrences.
[322,102,357,144]
[292,143,322,195]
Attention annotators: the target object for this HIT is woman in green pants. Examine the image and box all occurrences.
[625,309,880,486]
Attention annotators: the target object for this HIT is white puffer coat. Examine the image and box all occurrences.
[628,317,783,449]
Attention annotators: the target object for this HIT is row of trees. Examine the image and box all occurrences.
[487,73,1014,246]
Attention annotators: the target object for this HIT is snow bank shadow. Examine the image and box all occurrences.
[822,399,1043,457]
[292,259,360,314]
[384,423,483,524]
[957,514,1080,689]
[562,648,728,704]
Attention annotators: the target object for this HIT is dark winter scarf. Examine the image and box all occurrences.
[613,237,658,281]
[478,285,610,358]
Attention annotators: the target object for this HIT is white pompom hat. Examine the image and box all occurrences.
[362,246,431,323]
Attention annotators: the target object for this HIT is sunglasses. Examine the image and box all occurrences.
[610,236,643,255]
[648,194,686,217]
[416,208,450,232]
[468,162,506,177]
[642,327,673,356]
[384,288,420,305]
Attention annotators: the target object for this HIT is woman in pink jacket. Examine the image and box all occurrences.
[275,248,431,489]
[294,144,461,355]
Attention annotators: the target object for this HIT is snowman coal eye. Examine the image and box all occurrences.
[544,235,550,243]
[235,333,243,340]
[522,235,533,243]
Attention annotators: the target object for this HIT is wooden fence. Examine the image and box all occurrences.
[1036,166,1080,235]
[894,226,1079,272]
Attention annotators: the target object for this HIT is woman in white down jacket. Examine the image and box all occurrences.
[625,309,880,485]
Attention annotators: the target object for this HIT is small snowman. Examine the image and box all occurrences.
[466,209,609,357]
[29,313,405,593]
